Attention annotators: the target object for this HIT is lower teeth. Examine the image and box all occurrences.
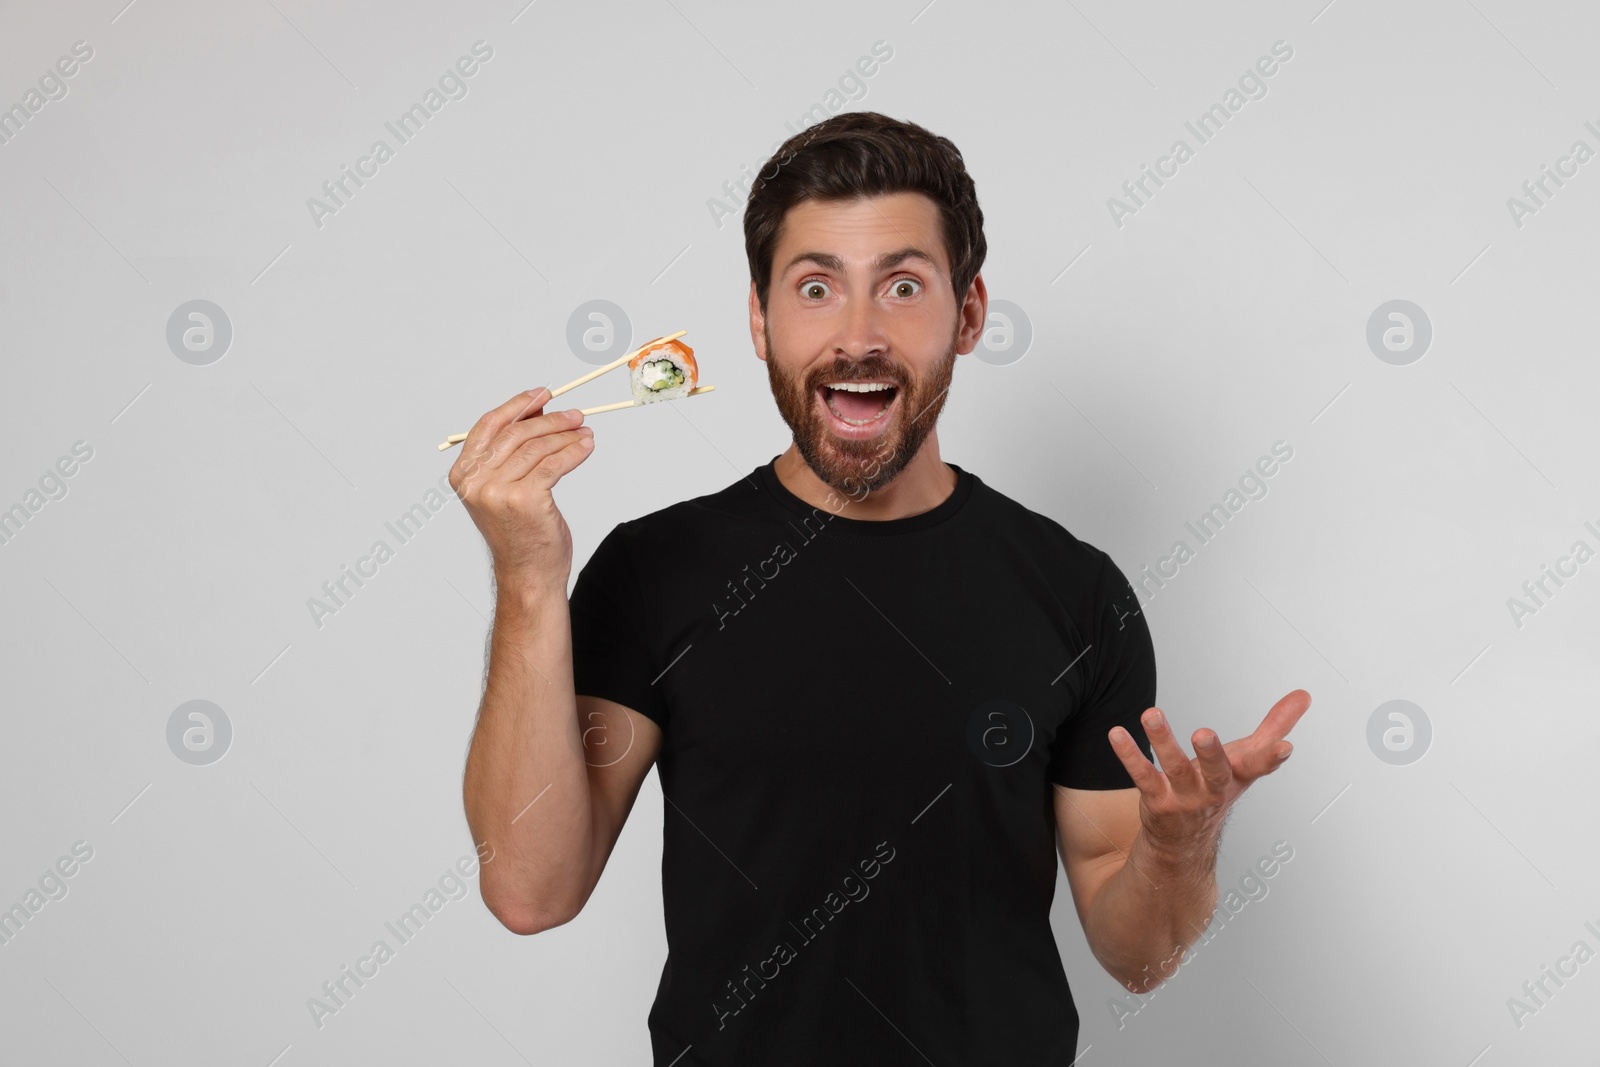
[827,391,892,426]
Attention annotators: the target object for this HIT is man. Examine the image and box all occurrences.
[453,111,1310,1064]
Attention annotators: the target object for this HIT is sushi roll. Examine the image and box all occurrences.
[629,338,698,404]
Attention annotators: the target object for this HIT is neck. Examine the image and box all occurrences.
[774,432,957,521]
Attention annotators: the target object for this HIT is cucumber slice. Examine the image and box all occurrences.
[642,359,684,390]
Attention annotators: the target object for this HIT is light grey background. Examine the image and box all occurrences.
[2,0,1596,1063]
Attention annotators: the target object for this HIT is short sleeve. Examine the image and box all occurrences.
[568,522,670,729]
[1049,552,1157,789]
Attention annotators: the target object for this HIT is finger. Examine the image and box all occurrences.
[1107,725,1168,800]
[1226,735,1295,781]
[465,388,548,459]
[480,408,584,471]
[1257,740,1294,775]
[475,407,586,472]
[1142,708,1197,790]
[498,426,594,484]
[452,389,547,489]
[1192,728,1234,793]
[1251,689,1312,746]
[461,408,585,487]
[518,430,597,491]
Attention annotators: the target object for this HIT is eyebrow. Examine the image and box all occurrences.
[779,246,942,280]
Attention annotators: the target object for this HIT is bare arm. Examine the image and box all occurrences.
[1057,690,1311,992]
[462,579,588,934]
[462,582,663,933]
[1056,786,1216,993]
[450,387,659,934]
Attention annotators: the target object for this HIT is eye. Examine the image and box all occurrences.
[800,278,833,300]
[889,277,922,298]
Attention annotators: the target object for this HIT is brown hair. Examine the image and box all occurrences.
[743,112,986,315]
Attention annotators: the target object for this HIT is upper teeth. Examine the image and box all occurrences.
[826,382,892,392]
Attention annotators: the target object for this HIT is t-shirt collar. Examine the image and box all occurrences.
[755,454,975,537]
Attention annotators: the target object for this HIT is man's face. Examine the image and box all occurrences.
[752,192,977,496]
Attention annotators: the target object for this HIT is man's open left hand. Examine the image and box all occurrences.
[1107,689,1312,860]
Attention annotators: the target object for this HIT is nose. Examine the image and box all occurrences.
[831,285,890,362]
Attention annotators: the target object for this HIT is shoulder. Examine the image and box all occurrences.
[598,468,777,558]
[963,473,1142,631]
[967,471,1113,580]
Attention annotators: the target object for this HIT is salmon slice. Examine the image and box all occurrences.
[629,338,698,388]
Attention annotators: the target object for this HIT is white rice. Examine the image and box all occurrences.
[629,346,694,404]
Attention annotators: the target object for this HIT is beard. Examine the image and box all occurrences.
[764,319,957,496]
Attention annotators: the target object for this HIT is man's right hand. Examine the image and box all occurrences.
[448,387,595,590]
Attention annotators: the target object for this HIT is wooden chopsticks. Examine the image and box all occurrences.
[436,330,711,451]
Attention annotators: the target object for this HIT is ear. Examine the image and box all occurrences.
[954,272,988,356]
[749,280,768,362]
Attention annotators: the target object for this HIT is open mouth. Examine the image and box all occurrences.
[817,381,899,431]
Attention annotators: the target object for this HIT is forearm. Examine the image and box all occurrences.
[462,574,592,931]
[1084,829,1220,993]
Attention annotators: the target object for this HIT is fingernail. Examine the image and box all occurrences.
[528,387,549,399]
[1148,709,1165,728]
[577,426,594,437]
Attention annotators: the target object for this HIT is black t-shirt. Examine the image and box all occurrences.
[568,456,1156,1065]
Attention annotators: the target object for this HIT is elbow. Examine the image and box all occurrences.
[1116,968,1167,996]
[495,906,574,936]
[487,899,577,936]
[1097,945,1183,996]
[481,885,579,936]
